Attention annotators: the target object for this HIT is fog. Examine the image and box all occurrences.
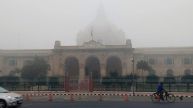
[0,0,192,49]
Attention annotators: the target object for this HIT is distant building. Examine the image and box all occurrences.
[0,6,193,83]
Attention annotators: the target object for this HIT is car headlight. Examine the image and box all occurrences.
[15,96,23,100]
[6,96,16,101]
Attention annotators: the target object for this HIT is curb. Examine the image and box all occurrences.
[21,93,193,98]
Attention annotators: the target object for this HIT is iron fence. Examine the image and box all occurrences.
[0,77,193,92]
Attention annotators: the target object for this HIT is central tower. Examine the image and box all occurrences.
[77,4,127,46]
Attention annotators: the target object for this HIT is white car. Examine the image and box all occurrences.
[0,87,23,108]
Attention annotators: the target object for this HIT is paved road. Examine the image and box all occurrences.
[21,101,193,108]
[22,94,193,102]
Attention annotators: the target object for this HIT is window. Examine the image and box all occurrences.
[8,59,17,66]
[183,57,192,65]
[164,57,174,65]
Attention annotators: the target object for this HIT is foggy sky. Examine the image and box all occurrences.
[0,0,193,49]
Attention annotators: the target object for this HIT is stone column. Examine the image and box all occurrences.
[98,54,106,78]
[52,54,64,76]
[122,56,130,76]
[79,63,85,81]
[59,56,64,76]
[100,63,106,77]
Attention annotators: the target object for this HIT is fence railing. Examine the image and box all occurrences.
[1,79,193,92]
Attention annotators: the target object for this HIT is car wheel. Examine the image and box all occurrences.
[0,100,6,108]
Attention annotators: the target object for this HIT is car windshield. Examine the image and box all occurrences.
[0,87,9,93]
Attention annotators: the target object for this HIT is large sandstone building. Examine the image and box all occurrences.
[0,7,193,82]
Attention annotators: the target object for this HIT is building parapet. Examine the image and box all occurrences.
[134,47,193,55]
[0,49,52,57]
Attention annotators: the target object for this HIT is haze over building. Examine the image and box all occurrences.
[0,4,193,91]
[0,0,192,49]
[77,4,126,46]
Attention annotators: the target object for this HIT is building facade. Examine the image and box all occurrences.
[0,6,193,82]
[0,42,193,80]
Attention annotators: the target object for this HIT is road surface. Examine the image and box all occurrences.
[21,101,193,108]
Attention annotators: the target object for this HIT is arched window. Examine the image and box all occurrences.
[106,56,122,77]
[65,57,79,79]
[85,56,101,80]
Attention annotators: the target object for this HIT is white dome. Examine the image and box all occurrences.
[77,5,126,45]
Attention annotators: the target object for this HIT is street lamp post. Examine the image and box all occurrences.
[89,71,93,92]
[131,57,135,95]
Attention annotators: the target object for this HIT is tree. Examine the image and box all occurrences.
[124,74,139,87]
[21,57,50,83]
[9,68,21,77]
[48,76,60,90]
[181,71,193,92]
[181,73,193,83]
[146,69,159,83]
[136,60,150,82]
[163,70,176,83]
[102,71,123,88]
[0,76,20,90]
[136,60,150,73]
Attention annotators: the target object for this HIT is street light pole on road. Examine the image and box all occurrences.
[131,56,135,95]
